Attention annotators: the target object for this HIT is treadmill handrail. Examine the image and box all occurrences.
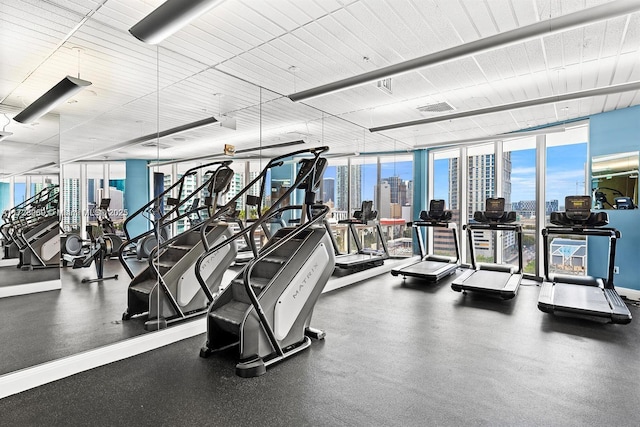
[465,221,523,273]
[543,226,620,238]
[411,220,459,264]
[542,225,619,288]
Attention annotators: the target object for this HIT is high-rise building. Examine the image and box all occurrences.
[374,181,391,218]
[441,153,513,257]
[322,177,335,204]
[383,176,407,205]
[63,178,81,232]
[336,164,361,213]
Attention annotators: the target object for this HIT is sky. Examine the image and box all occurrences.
[433,143,588,205]
[324,143,588,207]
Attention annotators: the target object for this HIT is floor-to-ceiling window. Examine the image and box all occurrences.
[546,127,589,277]
[504,137,537,274]
[431,149,461,259]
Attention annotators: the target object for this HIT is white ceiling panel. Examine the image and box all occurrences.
[0,0,638,175]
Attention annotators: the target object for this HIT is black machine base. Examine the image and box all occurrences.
[144,317,168,331]
[235,357,267,378]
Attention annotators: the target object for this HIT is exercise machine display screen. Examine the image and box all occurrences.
[565,196,591,212]
[486,198,505,213]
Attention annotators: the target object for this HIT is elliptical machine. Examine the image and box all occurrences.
[62,225,118,284]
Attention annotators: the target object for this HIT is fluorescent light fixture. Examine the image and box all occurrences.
[13,76,92,124]
[0,131,12,142]
[62,116,218,164]
[370,81,640,133]
[414,127,567,150]
[128,116,218,145]
[129,0,225,44]
[148,140,306,167]
[288,0,640,102]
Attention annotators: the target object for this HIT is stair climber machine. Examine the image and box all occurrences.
[331,200,389,271]
[120,161,238,330]
[10,186,61,270]
[2,186,60,268]
[537,195,632,324]
[198,147,335,377]
[451,197,524,299]
[391,199,460,282]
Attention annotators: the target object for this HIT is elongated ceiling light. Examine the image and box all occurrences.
[13,76,92,124]
[62,116,219,164]
[148,140,306,167]
[129,0,225,44]
[288,0,640,102]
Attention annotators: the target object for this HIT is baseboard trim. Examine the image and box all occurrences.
[617,286,640,302]
[0,279,61,299]
[0,259,18,267]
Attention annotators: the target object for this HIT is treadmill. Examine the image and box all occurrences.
[333,201,389,270]
[391,199,459,282]
[537,195,632,324]
[451,197,523,299]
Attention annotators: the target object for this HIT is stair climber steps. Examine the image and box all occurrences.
[130,278,157,296]
[231,276,270,304]
[210,300,251,335]
[168,244,193,252]
[253,255,288,278]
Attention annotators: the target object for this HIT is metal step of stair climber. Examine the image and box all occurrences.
[197,146,336,378]
[121,161,238,330]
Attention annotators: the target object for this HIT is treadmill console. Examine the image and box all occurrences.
[419,199,452,222]
[550,195,608,227]
[473,198,516,223]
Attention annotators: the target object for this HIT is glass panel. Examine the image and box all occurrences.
[432,149,460,258]
[504,137,537,274]
[467,144,497,264]
[62,164,81,234]
[546,128,588,276]
[378,153,413,258]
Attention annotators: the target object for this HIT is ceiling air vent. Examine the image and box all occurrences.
[141,141,171,149]
[417,101,455,113]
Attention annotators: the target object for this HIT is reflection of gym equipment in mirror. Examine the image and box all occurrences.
[121,161,238,330]
[592,187,636,210]
[451,197,524,300]
[61,226,118,284]
[538,195,632,324]
[1,185,60,270]
[329,200,389,271]
[591,151,638,209]
[198,147,334,377]
[391,199,460,282]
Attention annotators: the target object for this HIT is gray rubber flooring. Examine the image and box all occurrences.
[1,270,639,426]
[0,257,148,375]
[0,264,59,287]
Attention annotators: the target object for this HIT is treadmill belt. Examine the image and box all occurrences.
[397,260,453,276]
[462,270,511,291]
[335,253,383,267]
[552,283,612,313]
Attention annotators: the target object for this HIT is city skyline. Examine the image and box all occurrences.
[434,143,588,209]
